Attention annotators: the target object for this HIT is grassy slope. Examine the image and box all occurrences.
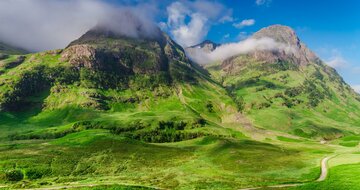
[0,42,27,55]
[0,50,359,189]
[290,152,360,190]
[206,56,360,140]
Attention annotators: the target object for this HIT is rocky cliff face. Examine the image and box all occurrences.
[250,25,318,66]
[187,40,219,53]
[61,27,189,75]
[185,40,219,63]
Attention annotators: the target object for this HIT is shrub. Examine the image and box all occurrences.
[206,101,214,112]
[26,168,49,180]
[285,87,303,97]
[5,169,24,181]
[282,98,294,108]
[255,86,266,92]
[265,82,276,89]
[257,102,271,109]
[274,93,284,98]
[312,69,324,81]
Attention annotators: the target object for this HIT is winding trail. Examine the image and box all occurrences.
[239,156,333,190]
[316,156,332,182]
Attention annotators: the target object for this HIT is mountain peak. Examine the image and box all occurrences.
[252,25,299,46]
[250,24,318,66]
[189,40,219,52]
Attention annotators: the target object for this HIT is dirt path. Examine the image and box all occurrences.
[239,156,332,190]
[316,156,332,181]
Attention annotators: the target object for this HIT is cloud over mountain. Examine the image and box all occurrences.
[186,37,295,64]
[0,0,158,52]
[161,0,232,47]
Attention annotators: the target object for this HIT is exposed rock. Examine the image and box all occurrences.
[61,27,191,76]
[250,25,318,66]
[60,45,98,69]
[185,40,219,62]
[187,40,220,53]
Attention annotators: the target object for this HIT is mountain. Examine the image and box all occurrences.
[0,41,28,56]
[0,26,210,111]
[205,24,360,139]
[187,40,220,52]
[185,40,219,64]
[0,25,359,189]
[250,25,318,66]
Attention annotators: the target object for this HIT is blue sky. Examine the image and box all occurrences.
[205,0,360,90]
[112,0,360,91]
[0,0,358,91]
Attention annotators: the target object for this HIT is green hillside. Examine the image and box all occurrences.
[0,26,359,190]
[205,26,360,141]
[0,42,27,56]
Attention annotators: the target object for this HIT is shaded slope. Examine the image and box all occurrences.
[0,41,28,56]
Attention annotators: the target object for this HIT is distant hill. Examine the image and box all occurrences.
[0,41,28,56]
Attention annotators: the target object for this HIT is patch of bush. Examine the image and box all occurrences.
[26,167,51,180]
[293,128,315,138]
[80,68,128,90]
[265,82,276,89]
[5,169,24,181]
[257,102,271,109]
[311,69,324,81]
[227,91,245,112]
[274,93,284,98]
[273,61,299,71]
[110,120,148,135]
[285,86,303,97]
[304,80,325,107]
[206,101,214,112]
[282,98,295,108]
[255,86,266,92]
[115,118,208,143]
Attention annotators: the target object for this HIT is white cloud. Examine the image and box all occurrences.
[325,56,348,69]
[237,32,249,40]
[223,33,230,39]
[256,0,272,6]
[186,37,295,65]
[233,19,255,29]
[0,0,159,52]
[219,15,234,23]
[352,85,360,93]
[164,0,232,47]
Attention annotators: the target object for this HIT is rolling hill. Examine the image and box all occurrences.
[0,42,27,56]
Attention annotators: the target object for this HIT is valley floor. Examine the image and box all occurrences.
[0,129,359,190]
